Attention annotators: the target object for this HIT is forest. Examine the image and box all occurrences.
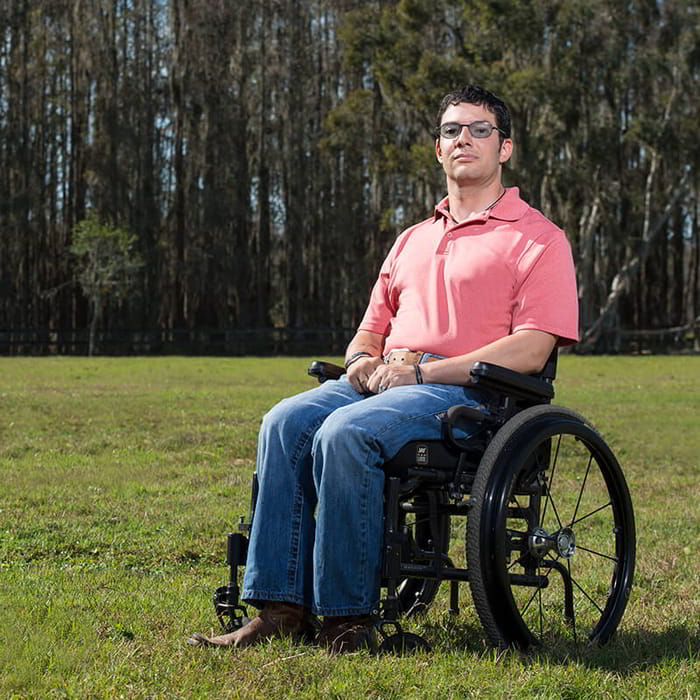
[0,0,698,354]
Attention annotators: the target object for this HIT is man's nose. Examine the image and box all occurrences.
[455,125,472,145]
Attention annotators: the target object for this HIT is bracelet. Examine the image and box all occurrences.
[344,351,372,370]
[415,364,424,384]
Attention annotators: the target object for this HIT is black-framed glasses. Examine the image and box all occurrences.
[437,121,506,140]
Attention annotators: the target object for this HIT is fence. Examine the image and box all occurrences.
[0,327,356,356]
[1,324,697,356]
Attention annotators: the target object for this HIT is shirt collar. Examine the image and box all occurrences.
[434,187,529,224]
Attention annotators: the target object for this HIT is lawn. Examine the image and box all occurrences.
[0,355,698,699]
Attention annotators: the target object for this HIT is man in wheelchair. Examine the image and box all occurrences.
[188,85,591,653]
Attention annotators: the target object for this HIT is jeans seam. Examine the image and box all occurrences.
[286,415,325,599]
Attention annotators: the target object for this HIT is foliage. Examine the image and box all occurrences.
[0,356,698,698]
[0,0,698,351]
[71,213,142,303]
[71,212,143,355]
[334,0,700,349]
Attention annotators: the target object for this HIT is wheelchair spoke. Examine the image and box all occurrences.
[570,570,606,616]
[507,556,524,572]
[541,469,564,532]
[512,493,525,511]
[570,451,594,527]
[539,434,562,529]
[518,433,621,643]
[575,543,618,564]
[505,527,530,571]
[569,559,578,644]
[569,501,613,528]
[505,528,529,538]
[468,406,635,651]
[506,548,534,572]
[519,565,551,617]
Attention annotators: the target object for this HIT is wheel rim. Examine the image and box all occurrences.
[485,419,635,648]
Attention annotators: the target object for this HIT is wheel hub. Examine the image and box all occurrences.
[528,526,577,559]
[555,527,576,558]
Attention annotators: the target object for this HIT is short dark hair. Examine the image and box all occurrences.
[436,85,511,140]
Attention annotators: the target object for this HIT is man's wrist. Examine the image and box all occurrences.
[414,364,424,384]
[344,351,373,370]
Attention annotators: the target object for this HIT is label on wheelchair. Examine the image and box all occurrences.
[416,444,429,465]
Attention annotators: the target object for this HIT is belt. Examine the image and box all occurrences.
[385,349,441,366]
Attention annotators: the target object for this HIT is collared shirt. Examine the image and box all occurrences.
[358,187,579,357]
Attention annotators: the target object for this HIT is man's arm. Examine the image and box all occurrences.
[421,329,557,383]
[344,330,385,393]
[366,329,557,393]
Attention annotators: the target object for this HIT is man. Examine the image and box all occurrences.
[189,85,579,653]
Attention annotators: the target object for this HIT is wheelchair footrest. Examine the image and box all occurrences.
[213,584,250,632]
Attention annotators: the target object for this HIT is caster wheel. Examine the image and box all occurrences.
[223,614,252,633]
[379,632,432,655]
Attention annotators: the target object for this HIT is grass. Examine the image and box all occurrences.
[0,355,698,699]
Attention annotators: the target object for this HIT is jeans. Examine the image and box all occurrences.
[241,360,485,617]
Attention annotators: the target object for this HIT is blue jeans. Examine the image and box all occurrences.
[242,362,485,617]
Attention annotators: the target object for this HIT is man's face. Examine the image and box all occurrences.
[435,102,512,187]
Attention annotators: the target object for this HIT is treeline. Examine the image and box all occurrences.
[1,0,698,354]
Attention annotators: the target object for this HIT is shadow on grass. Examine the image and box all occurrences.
[544,626,700,674]
[417,619,698,672]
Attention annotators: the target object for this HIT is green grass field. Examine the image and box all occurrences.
[1,356,698,699]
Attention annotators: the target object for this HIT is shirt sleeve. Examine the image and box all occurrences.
[512,233,580,346]
[357,239,401,336]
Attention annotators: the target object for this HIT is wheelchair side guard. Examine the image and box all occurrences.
[441,360,556,451]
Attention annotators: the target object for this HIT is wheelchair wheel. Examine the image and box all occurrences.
[395,489,451,616]
[468,405,635,649]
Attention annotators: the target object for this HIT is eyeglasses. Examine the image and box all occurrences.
[437,121,507,140]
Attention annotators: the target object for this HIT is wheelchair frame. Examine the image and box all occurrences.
[211,353,636,652]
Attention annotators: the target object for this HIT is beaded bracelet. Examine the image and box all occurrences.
[415,364,424,384]
[344,351,372,370]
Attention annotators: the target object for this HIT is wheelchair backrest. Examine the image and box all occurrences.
[538,349,558,384]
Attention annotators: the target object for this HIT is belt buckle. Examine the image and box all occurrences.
[385,349,403,365]
[386,349,421,365]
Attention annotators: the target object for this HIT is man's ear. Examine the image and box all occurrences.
[435,139,443,164]
[499,138,513,164]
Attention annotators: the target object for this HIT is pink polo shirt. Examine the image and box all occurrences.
[358,187,579,357]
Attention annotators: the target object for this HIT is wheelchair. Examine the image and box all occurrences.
[210,352,636,652]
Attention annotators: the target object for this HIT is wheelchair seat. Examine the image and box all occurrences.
[211,351,636,653]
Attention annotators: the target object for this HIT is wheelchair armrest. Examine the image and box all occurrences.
[469,361,554,402]
[308,360,345,383]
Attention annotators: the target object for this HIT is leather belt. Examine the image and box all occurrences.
[385,350,440,366]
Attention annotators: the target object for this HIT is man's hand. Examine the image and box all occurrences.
[346,356,384,394]
[366,362,418,395]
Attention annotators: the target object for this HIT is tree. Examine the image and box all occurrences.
[0,0,697,354]
[71,213,143,355]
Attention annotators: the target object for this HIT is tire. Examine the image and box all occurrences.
[468,405,636,649]
[395,488,451,616]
